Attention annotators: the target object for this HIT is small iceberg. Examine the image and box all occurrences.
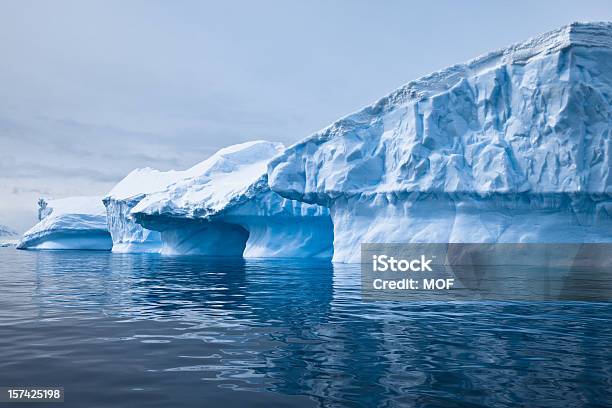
[18,196,112,250]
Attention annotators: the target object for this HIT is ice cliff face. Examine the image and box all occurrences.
[103,168,184,252]
[269,22,612,263]
[130,141,333,258]
[17,196,112,250]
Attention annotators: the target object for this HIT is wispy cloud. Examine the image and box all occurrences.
[0,160,120,183]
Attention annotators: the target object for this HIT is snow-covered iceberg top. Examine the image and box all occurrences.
[268,22,612,262]
[270,22,612,199]
[18,196,112,250]
[129,141,333,258]
[132,141,286,218]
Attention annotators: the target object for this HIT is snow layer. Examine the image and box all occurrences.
[268,22,612,263]
[130,141,333,258]
[17,196,112,250]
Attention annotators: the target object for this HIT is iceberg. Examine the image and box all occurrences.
[268,22,612,263]
[129,141,333,258]
[17,196,112,250]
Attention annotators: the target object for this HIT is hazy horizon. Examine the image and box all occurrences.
[2,0,612,232]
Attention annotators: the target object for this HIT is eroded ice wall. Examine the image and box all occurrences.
[268,22,612,262]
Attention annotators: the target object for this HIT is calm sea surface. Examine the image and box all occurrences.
[1,247,611,407]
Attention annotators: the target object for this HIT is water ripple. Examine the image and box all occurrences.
[1,248,611,407]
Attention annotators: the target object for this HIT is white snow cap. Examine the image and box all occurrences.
[42,196,107,217]
[106,140,284,202]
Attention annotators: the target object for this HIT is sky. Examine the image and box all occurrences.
[1,0,612,232]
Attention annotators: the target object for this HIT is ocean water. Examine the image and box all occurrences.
[1,247,611,407]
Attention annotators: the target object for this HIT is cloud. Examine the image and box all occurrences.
[0,161,120,182]
[11,186,52,195]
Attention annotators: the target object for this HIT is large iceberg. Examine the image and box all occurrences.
[269,22,612,263]
[111,141,333,258]
[17,196,112,250]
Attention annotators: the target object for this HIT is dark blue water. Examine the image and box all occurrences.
[1,247,611,407]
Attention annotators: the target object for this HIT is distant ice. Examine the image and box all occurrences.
[18,196,112,250]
